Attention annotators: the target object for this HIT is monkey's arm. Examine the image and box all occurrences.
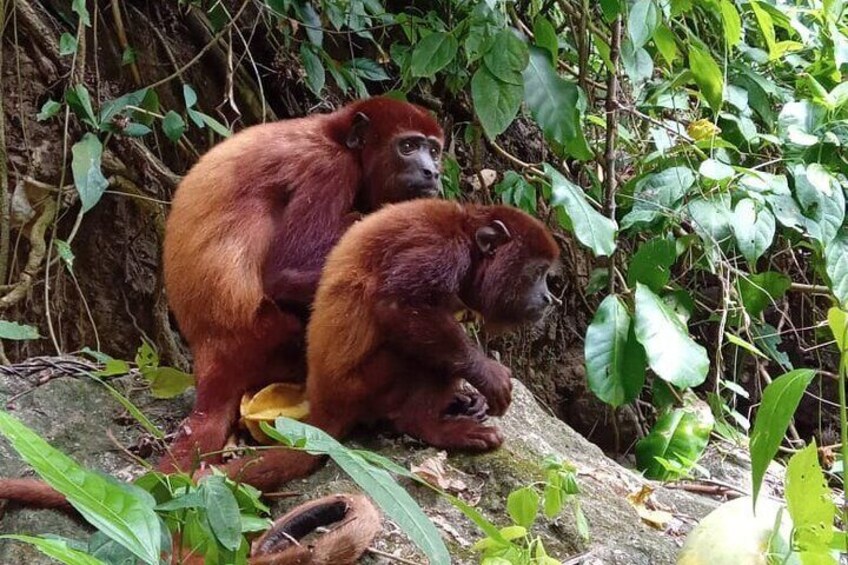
[375,301,512,416]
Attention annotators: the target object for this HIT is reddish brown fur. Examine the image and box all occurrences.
[159,97,443,473]
[210,199,559,491]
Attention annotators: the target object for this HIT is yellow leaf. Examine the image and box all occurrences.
[239,383,309,444]
[687,119,721,141]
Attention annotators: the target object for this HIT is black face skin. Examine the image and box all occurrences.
[395,134,443,197]
[514,260,555,323]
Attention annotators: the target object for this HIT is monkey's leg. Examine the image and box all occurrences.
[390,382,504,451]
[160,305,304,474]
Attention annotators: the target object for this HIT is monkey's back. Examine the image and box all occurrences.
[163,112,357,343]
[306,199,470,383]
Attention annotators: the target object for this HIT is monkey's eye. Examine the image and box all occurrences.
[430,146,440,159]
[399,140,415,155]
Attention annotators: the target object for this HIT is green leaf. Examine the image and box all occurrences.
[724,332,767,359]
[688,41,723,112]
[600,0,622,21]
[749,0,775,54]
[121,46,137,66]
[472,66,523,139]
[200,476,243,551]
[291,0,322,46]
[54,239,75,271]
[621,40,653,85]
[483,30,529,85]
[750,369,817,506]
[0,535,107,565]
[699,158,734,181]
[627,237,677,291]
[546,165,617,257]
[98,89,150,126]
[72,0,91,26]
[719,0,741,47]
[0,411,161,563]
[621,166,695,229]
[786,442,835,554]
[793,164,844,246]
[685,195,733,251]
[828,306,848,353]
[533,16,558,64]
[66,85,98,128]
[585,296,646,407]
[653,25,679,65]
[634,284,709,388]
[506,487,539,528]
[779,101,824,146]
[0,320,40,340]
[628,0,659,49]
[635,402,714,480]
[826,233,848,308]
[196,111,232,137]
[37,99,62,121]
[523,47,591,160]
[411,32,458,78]
[347,58,390,82]
[732,199,775,266]
[269,419,451,565]
[161,111,186,142]
[71,133,109,213]
[737,271,791,317]
[144,367,195,399]
[183,84,198,108]
[59,33,78,56]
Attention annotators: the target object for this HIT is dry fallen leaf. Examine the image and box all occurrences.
[411,452,467,493]
[626,485,673,530]
[240,382,309,444]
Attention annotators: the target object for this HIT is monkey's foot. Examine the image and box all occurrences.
[406,418,504,452]
[444,389,489,422]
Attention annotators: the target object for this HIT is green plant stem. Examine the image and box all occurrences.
[839,353,848,546]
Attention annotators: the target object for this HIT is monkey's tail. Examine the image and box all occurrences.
[0,478,72,510]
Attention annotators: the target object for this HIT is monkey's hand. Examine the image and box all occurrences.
[467,357,512,417]
[445,388,489,422]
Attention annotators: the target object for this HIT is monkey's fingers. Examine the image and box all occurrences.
[444,389,489,422]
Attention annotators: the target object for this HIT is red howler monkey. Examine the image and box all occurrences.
[213,198,560,491]
[0,199,558,510]
[160,96,444,473]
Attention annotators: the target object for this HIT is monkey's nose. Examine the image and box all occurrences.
[422,167,439,180]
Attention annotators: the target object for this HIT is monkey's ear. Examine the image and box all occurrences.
[346,112,371,149]
[475,220,511,255]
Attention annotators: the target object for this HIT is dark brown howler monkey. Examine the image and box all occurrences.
[214,198,560,490]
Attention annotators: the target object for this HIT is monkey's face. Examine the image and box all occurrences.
[391,133,443,199]
[486,258,556,327]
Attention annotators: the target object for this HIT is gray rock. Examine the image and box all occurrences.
[0,365,728,564]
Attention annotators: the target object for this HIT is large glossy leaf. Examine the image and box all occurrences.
[71,133,109,213]
[0,411,161,564]
[546,165,617,257]
[0,535,106,565]
[828,306,848,353]
[506,487,539,528]
[688,41,723,112]
[719,0,741,46]
[825,232,848,307]
[472,66,523,139]
[749,369,817,506]
[267,419,451,565]
[627,238,677,292]
[483,30,529,85]
[621,166,696,228]
[533,16,558,64]
[628,0,659,49]
[634,284,709,388]
[778,100,824,146]
[411,32,458,77]
[732,198,776,266]
[299,44,325,96]
[793,164,844,246]
[585,296,645,406]
[785,442,835,554]
[522,47,591,159]
[635,402,714,479]
[621,39,653,85]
